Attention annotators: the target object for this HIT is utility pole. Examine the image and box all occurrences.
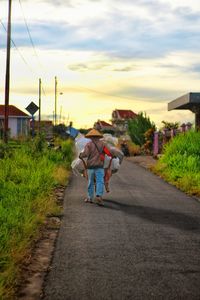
[54,76,57,126]
[4,0,12,143]
[38,78,41,132]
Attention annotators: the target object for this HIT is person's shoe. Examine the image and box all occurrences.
[84,198,93,203]
[96,195,103,206]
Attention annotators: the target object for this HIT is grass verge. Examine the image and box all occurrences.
[0,138,73,299]
[153,131,200,198]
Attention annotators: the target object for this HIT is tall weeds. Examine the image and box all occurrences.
[154,131,200,195]
[0,137,74,299]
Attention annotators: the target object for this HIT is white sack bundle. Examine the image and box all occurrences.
[71,158,86,176]
[111,157,120,173]
[74,134,91,155]
[102,133,118,147]
[109,146,124,164]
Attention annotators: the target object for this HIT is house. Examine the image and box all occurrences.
[111,109,137,135]
[94,120,115,133]
[34,120,54,140]
[0,105,31,138]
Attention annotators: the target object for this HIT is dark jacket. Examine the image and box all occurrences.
[79,138,105,169]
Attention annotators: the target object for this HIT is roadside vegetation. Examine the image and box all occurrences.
[128,112,156,154]
[153,130,200,197]
[0,136,73,299]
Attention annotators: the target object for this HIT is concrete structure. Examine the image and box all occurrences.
[0,105,31,138]
[168,92,200,129]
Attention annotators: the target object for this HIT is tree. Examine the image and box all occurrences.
[128,112,156,146]
[161,120,179,130]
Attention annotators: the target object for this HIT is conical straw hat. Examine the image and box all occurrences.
[85,129,103,138]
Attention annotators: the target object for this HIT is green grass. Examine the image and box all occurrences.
[154,131,200,196]
[0,138,74,299]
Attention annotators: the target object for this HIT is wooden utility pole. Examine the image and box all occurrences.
[38,78,41,132]
[54,76,57,126]
[4,0,12,143]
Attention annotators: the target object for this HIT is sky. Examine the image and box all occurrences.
[1,0,200,129]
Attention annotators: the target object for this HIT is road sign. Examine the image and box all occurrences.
[26,101,39,116]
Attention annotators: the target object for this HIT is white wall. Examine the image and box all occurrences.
[8,118,17,137]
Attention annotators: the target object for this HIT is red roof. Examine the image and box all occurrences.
[98,120,113,127]
[0,105,29,117]
[116,109,137,119]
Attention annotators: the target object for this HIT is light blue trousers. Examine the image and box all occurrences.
[87,168,104,200]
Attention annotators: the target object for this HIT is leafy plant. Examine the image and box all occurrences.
[154,130,200,196]
[128,112,156,147]
[161,120,179,130]
[0,139,74,299]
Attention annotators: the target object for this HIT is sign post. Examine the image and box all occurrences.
[26,102,39,137]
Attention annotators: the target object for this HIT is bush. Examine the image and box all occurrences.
[0,138,74,298]
[128,112,156,147]
[154,130,200,196]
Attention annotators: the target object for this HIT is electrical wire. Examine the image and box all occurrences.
[18,0,47,97]
[68,84,135,101]
[0,18,36,74]
[18,0,43,69]
[0,18,47,97]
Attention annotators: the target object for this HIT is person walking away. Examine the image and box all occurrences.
[79,129,110,205]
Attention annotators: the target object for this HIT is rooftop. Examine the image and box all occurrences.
[0,105,30,117]
[168,93,200,111]
[114,109,137,119]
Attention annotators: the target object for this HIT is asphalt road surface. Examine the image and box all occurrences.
[43,159,200,300]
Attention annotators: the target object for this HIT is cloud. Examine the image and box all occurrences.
[113,86,180,102]
[68,62,108,71]
[1,0,199,61]
[1,0,200,128]
[68,61,138,72]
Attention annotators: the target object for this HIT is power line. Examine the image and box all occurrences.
[18,0,47,96]
[71,85,136,101]
[18,0,42,67]
[0,19,34,73]
[0,18,47,97]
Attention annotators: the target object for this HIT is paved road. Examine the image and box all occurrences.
[43,160,200,300]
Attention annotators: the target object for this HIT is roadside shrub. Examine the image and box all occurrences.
[154,130,200,196]
[61,139,74,165]
[128,112,156,147]
[0,138,74,299]
[127,141,141,156]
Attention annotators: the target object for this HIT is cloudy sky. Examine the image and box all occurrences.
[1,0,200,128]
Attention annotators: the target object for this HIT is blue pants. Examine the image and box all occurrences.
[87,168,104,200]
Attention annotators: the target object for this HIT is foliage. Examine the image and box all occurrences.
[61,139,74,166]
[79,128,90,134]
[154,130,200,196]
[0,141,10,158]
[126,141,141,156]
[161,120,179,130]
[128,112,156,147]
[143,127,155,154]
[0,139,74,299]
[30,133,47,153]
[53,124,68,138]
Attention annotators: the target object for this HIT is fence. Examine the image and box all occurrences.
[153,122,192,157]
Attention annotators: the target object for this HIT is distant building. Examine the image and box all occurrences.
[34,120,54,140]
[111,109,137,135]
[0,105,31,138]
[94,120,114,132]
